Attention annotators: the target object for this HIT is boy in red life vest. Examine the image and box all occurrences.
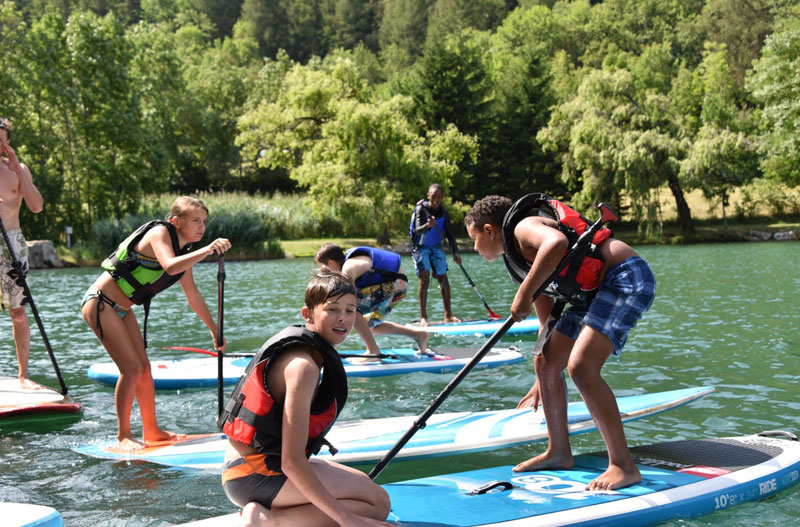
[464,194,656,491]
[315,243,428,360]
[217,269,391,527]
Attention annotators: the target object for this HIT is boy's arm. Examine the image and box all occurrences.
[17,163,44,214]
[510,217,568,322]
[341,257,371,283]
[278,350,361,526]
[411,204,431,236]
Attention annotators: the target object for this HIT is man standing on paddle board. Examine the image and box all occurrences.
[315,243,428,360]
[218,270,391,527]
[409,183,462,326]
[81,196,230,452]
[0,118,44,391]
[465,194,656,491]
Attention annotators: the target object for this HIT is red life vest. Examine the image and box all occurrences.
[217,325,348,456]
[502,193,612,307]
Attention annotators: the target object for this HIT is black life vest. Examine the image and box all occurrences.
[502,193,612,307]
[345,246,407,288]
[217,325,348,457]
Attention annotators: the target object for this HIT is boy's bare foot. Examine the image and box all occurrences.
[240,502,272,527]
[513,451,574,472]
[419,317,429,327]
[19,378,46,390]
[444,315,461,324]
[112,437,146,453]
[143,429,187,444]
[587,463,641,491]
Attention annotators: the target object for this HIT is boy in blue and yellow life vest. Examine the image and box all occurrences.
[315,243,428,359]
[464,194,656,492]
[218,269,391,527]
[409,183,462,326]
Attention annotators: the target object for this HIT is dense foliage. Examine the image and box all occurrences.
[1,0,799,246]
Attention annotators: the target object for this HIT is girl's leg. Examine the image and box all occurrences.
[119,311,184,443]
[243,459,390,527]
[568,326,640,490]
[82,300,147,451]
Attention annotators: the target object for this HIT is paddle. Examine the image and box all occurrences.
[216,254,225,417]
[0,217,68,395]
[368,201,619,480]
[422,206,501,320]
[166,345,418,362]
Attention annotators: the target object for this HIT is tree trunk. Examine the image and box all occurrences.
[666,173,695,234]
[377,225,391,246]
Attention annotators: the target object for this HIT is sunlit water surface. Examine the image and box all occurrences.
[1,243,798,526]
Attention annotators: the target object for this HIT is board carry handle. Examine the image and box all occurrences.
[758,430,798,441]
[468,480,515,495]
[0,216,68,395]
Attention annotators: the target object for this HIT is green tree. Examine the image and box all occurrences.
[425,0,507,46]
[378,0,428,69]
[327,0,380,51]
[236,57,477,240]
[748,16,800,186]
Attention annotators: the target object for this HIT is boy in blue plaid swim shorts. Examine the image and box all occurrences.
[465,194,656,493]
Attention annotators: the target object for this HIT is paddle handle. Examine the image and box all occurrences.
[369,315,515,480]
[0,217,68,395]
[216,254,225,417]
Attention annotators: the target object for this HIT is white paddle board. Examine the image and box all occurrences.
[73,387,714,470]
[0,502,63,527]
[408,318,540,336]
[86,346,524,389]
[173,430,800,527]
[0,376,81,418]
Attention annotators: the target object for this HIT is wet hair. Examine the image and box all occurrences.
[428,183,444,195]
[305,268,356,310]
[314,243,346,268]
[0,118,12,141]
[464,195,514,230]
[166,196,209,222]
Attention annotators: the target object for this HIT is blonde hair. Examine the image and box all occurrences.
[167,196,209,222]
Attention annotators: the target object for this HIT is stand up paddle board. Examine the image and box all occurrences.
[0,502,63,527]
[0,376,82,418]
[73,386,713,470]
[408,318,540,336]
[86,347,524,389]
[174,430,800,527]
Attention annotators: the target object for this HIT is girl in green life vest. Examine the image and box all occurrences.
[81,196,231,453]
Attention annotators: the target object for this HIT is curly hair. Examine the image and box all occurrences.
[464,195,513,229]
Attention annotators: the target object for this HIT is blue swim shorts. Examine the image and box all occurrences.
[412,246,448,277]
[554,256,656,356]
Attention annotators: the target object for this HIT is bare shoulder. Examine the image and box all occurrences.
[342,255,371,281]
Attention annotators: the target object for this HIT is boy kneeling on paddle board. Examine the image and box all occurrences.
[218,269,391,527]
[464,194,656,491]
[315,243,429,360]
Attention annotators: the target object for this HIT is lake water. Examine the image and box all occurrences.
[1,243,798,526]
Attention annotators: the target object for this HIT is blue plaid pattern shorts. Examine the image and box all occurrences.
[554,256,656,355]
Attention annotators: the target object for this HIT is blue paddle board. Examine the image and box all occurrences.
[73,387,713,470]
[86,347,524,389]
[408,318,540,336]
[174,431,800,526]
[0,502,63,527]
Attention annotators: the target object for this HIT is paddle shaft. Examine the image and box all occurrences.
[368,202,619,480]
[422,206,500,319]
[216,254,225,417]
[0,217,68,395]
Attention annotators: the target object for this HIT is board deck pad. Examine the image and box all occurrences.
[73,387,713,470]
[0,502,63,527]
[407,318,540,336]
[86,346,524,389]
[173,432,800,527]
[0,376,82,418]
